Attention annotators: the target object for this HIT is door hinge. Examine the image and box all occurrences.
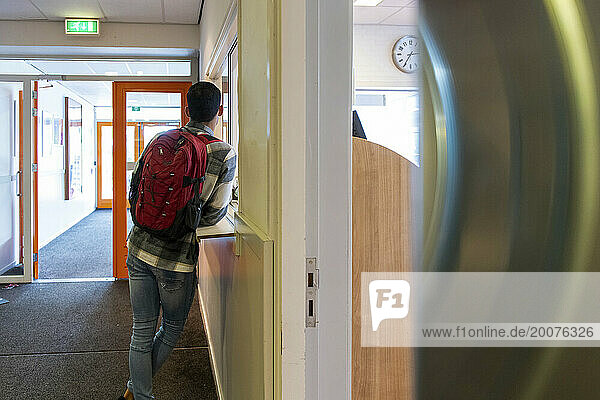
[32,108,38,117]
[32,163,38,172]
[306,257,319,328]
[33,253,38,262]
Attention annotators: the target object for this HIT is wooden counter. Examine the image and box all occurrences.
[196,216,235,239]
[352,138,415,400]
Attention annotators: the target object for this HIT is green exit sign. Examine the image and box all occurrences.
[65,19,99,35]
[131,106,141,111]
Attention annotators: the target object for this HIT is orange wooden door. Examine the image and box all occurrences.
[112,81,191,278]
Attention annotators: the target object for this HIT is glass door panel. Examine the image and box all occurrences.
[97,122,137,209]
[0,82,23,277]
[126,93,182,192]
[98,123,113,208]
[141,122,180,152]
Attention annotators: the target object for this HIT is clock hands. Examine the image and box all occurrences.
[402,51,420,69]
[403,52,414,68]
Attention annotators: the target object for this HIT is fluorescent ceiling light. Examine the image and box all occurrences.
[354,0,384,6]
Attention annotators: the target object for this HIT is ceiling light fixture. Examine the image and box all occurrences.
[353,0,384,6]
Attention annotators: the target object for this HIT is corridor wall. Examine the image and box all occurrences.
[37,84,95,247]
[197,0,280,398]
[353,24,419,89]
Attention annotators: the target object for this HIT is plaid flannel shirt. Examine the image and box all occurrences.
[127,120,237,273]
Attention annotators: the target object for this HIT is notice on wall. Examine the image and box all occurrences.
[66,98,83,200]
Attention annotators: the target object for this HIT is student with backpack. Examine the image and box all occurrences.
[119,81,236,400]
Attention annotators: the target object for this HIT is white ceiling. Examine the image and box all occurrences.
[0,0,203,24]
[58,80,112,106]
[354,0,418,26]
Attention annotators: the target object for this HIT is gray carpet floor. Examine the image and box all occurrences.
[0,280,217,399]
[39,209,133,279]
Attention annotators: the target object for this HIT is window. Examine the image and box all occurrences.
[353,89,420,166]
[226,41,239,157]
[220,40,239,210]
[0,59,192,76]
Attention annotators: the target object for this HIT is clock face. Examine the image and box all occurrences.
[392,35,420,73]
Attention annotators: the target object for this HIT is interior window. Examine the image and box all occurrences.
[227,41,239,158]
[220,40,239,211]
[353,89,420,166]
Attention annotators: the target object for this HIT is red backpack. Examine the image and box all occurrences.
[129,127,219,240]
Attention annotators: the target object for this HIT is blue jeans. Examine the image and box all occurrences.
[126,255,197,400]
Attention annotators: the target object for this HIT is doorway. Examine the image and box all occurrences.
[34,80,191,280]
[111,81,192,278]
[0,79,32,284]
[0,59,194,283]
[0,83,24,279]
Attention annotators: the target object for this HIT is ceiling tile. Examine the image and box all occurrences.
[164,0,201,24]
[30,0,104,20]
[99,0,163,23]
[0,2,47,20]
[59,81,112,106]
[354,6,401,25]
[380,6,418,25]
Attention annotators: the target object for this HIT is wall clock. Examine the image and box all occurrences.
[392,35,420,73]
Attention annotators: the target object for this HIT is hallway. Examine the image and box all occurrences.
[39,209,133,279]
[0,280,217,399]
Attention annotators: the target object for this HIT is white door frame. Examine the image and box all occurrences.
[0,77,33,284]
[305,0,353,398]
[0,59,197,284]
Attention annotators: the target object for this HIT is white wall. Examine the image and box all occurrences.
[353,24,419,89]
[0,21,200,50]
[197,3,237,398]
[37,82,96,247]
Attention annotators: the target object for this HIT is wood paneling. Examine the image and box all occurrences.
[197,212,274,400]
[352,138,415,400]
